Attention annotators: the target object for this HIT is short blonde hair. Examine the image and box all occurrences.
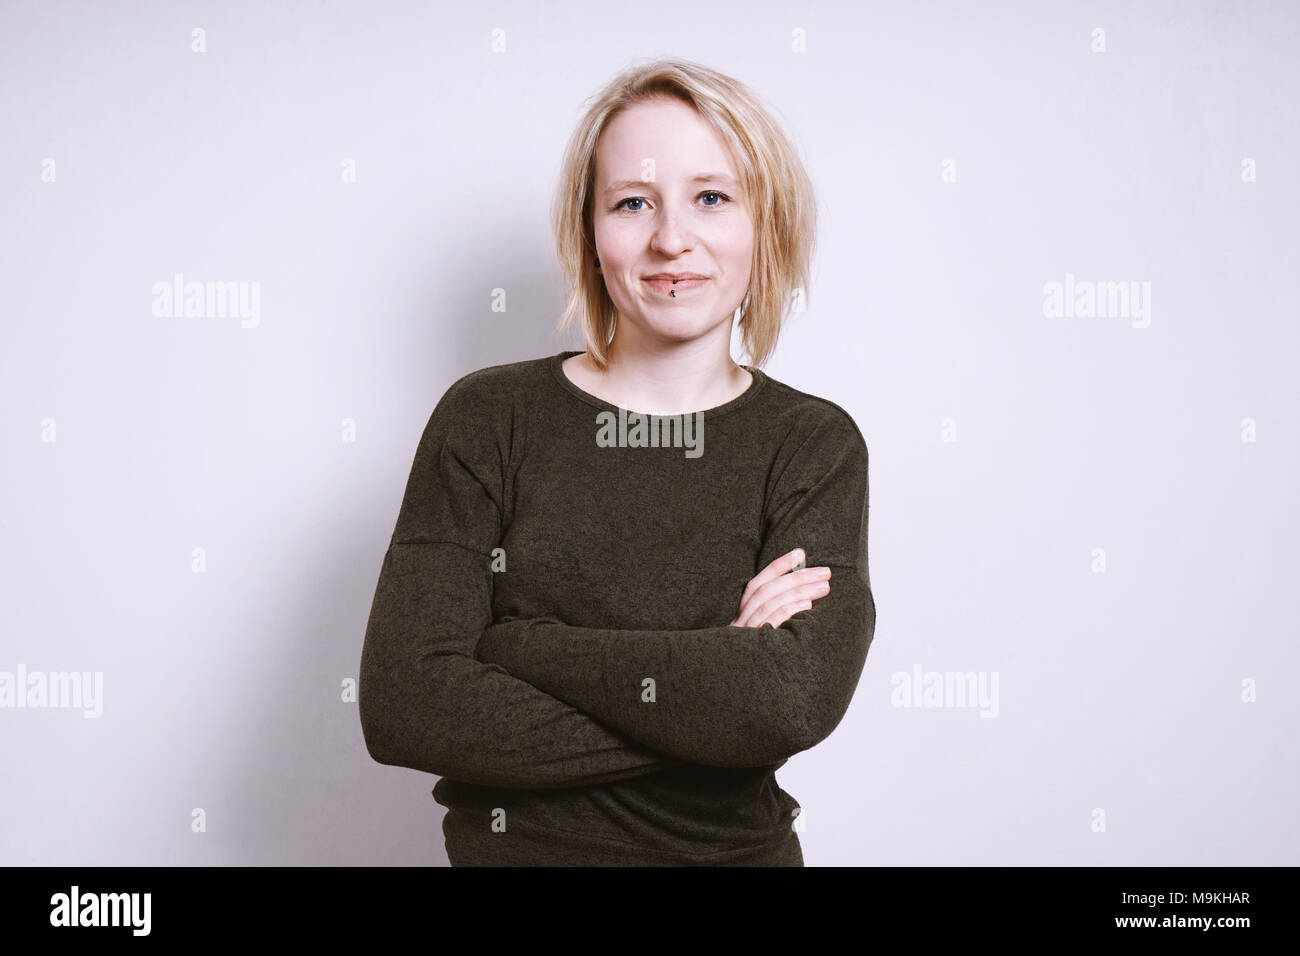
[552,57,817,369]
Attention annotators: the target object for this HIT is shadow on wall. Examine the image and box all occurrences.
[228,232,578,864]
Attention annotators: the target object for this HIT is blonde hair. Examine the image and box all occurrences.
[551,57,817,369]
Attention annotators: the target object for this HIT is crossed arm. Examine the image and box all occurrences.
[359,379,875,785]
[474,415,875,768]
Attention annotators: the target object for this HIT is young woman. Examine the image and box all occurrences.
[359,58,876,866]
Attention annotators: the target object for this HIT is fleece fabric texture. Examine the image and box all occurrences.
[359,350,876,866]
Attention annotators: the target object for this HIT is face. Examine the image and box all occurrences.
[591,97,754,350]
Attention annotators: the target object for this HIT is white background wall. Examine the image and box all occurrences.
[2,0,1295,865]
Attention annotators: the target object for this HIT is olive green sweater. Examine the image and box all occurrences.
[358,350,876,866]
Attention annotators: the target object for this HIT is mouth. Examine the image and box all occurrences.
[643,275,710,297]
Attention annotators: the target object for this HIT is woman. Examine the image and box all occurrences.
[359,58,876,866]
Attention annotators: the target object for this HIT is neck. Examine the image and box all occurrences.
[590,327,751,416]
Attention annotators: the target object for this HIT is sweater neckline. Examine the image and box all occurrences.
[547,350,767,421]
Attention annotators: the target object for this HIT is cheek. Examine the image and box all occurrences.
[722,247,754,285]
[715,225,754,270]
[593,229,639,273]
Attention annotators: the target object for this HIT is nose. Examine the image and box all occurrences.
[649,203,693,257]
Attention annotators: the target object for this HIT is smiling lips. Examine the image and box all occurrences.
[643,274,709,297]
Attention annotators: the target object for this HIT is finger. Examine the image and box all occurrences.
[736,569,831,628]
[746,577,829,628]
[741,548,807,604]
[756,599,814,630]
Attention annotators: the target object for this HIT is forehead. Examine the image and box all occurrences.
[595,98,739,185]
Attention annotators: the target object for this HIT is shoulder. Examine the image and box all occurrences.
[413,355,552,453]
[437,354,552,411]
[757,371,869,460]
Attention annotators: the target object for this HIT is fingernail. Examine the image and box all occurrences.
[792,550,805,570]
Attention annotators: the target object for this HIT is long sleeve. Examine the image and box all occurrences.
[358,375,688,789]
[474,409,876,768]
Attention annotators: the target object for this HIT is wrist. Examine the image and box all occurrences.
[475,618,533,665]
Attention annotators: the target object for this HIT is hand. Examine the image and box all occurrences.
[730,548,832,629]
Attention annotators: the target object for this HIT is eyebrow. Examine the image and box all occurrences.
[603,174,741,195]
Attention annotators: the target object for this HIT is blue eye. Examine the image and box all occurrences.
[613,191,733,212]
